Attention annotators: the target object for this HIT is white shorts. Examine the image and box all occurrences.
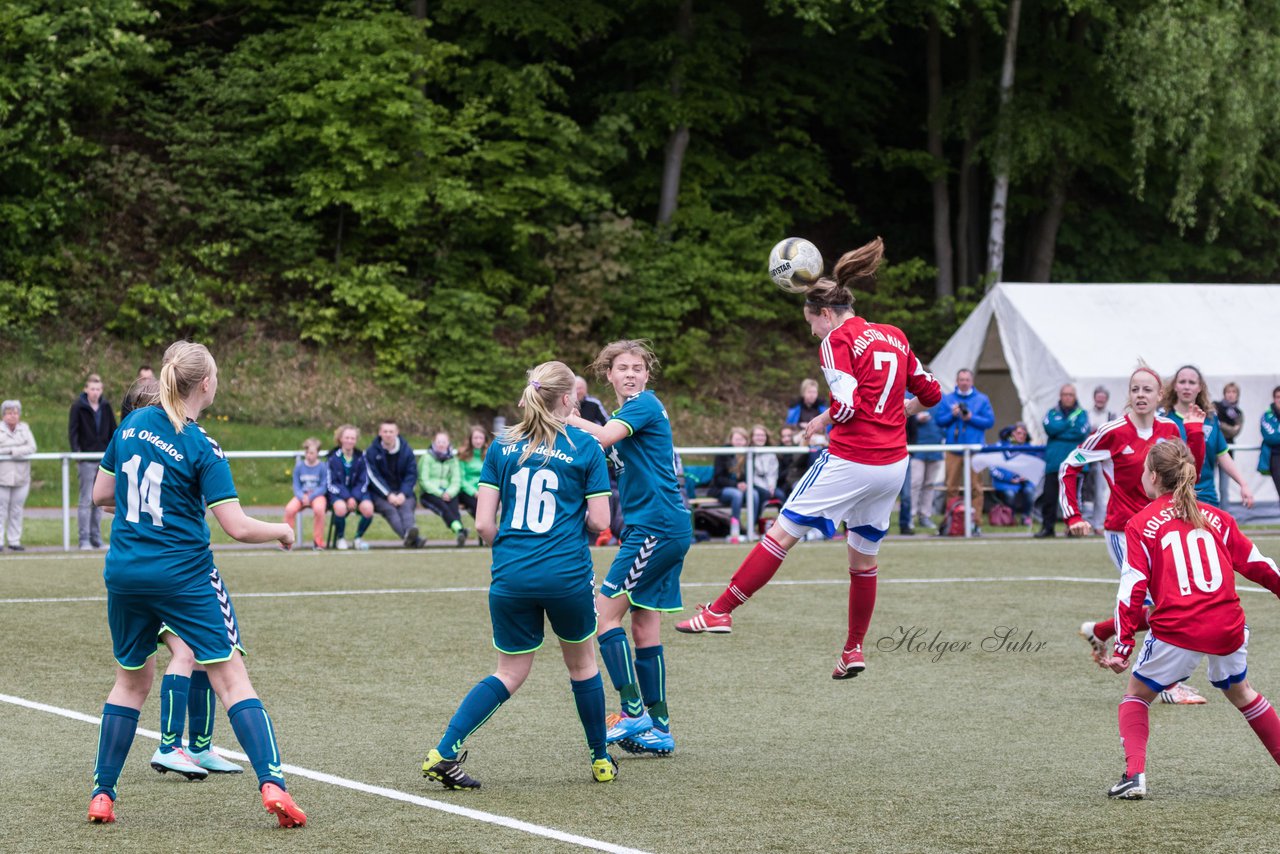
[1104,530,1126,571]
[778,452,907,556]
[1133,628,1249,692]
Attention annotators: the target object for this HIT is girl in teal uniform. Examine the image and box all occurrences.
[421,361,616,788]
[568,340,692,756]
[1161,365,1255,508]
[86,341,306,828]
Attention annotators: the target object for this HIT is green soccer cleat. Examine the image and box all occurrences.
[591,755,619,782]
[186,748,244,774]
[422,749,480,790]
[150,747,209,781]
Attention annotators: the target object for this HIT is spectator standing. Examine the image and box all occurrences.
[935,368,995,531]
[576,376,610,426]
[419,431,469,547]
[910,397,945,530]
[1036,383,1089,538]
[898,397,919,534]
[69,373,117,549]
[1262,387,1280,504]
[365,420,420,547]
[456,424,488,520]
[1215,382,1244,505]
[0,400,36,551]
[327,425,374,551]
[119,364,155,419]
[785,378,828,427]
[1085,386,1117,532]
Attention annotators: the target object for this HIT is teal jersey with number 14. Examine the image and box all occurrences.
[479,425,611,598]
[99,406,238,595]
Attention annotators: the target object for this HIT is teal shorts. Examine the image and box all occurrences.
[600,528,690,612]
[489,586,597,655]
[107,566,245,669]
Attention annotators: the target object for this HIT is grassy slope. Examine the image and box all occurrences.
[4,537,1280,852]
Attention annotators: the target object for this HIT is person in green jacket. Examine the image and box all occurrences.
[1035,383,1090,538]
[457,424,488,522]
[419,431,468,547]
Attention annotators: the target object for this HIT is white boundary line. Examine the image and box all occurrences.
[3,574,1272,605]
[0,692,651,854]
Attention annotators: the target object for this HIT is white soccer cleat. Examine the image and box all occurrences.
[186,747,244,773]
[149,747,209,780]
[1159,682,1207,705]
[1079,621,1108,667]
[336,537,350,551]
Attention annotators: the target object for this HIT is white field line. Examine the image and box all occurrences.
[2,575,1273,605]
[0,692,651,854]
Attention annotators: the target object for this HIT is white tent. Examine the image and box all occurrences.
[928,283,1280,504]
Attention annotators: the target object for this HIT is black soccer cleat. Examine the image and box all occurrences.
[422,749,480,790]
[1107,772,1146,800]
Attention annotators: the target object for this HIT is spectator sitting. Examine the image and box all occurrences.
[456,424,488,521]
[1036,383,1089,538]
[327,424,375,551]
[775,424,808,498]
[749,424,785,503]
[910,394,945,530]
[935,368,995,533]
[0,400,37,551]
[575,376,610,426]
[365,419,420,548]
[419,430,469,547]
[69,373,117,550]
[710,426,769,544]
[785,378,828,427]
[284,437,330,551]
[119,364,155,419]
[990,423,1035,523]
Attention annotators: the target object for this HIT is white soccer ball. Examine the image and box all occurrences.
[767,237,824,291]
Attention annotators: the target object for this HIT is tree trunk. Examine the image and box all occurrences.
[657,0,693,227]
[412,0,426,19]
[985,0,1022,287]
[955,20,982,290]
[927,14,954,301]
[1025,174,1065,282]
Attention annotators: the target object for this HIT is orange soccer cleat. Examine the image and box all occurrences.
[261,783,307,828]
[87,793,116,824]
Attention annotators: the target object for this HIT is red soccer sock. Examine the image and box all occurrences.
[845,566,878,650]
[1117,694,1151,776]
[709,535,789,615]
[1240,695,1280,765]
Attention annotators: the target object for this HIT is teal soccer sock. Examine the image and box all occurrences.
[158,674,190,753]
[187,670,216,752]
[228,698,286,790]
[571,675,609,761]
[333,514,347,538]
[635,645,669,731]
[92,703,140,800]
[437,675,510,759]
[356,515,373,537]
[598,627,644,717]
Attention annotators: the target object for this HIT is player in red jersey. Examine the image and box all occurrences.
[675,237,943,679]
[1101,439,1280,799]
[1062,365,1208,703]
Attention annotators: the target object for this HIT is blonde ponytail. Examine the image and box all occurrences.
[504,361,576,465]
[1145,440,1206,529]
[159,341,216,433]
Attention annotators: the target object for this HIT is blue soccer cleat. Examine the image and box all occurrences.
[619,727,674,756]
[605,712,653,744]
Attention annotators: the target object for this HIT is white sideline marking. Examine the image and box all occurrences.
[0,692,651,854]
[2,575,1272,605]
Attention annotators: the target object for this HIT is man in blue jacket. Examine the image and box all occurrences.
[935,369,995,530]
[1035,384,1090,538]
[365,420,421,547]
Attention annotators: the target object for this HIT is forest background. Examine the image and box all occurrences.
[4,0,1279,441]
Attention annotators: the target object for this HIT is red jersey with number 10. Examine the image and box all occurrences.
[1118,495,1280,655]
[821,317,941,466]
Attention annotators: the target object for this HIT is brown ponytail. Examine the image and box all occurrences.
[786,236,884,312]
[1145,440,1206,529]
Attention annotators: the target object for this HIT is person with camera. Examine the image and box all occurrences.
[935,368,995,534]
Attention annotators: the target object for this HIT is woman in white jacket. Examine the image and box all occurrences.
[0,400,37,551]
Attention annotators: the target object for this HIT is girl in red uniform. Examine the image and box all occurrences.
[1101,439,1280,799]
[676,238,942,680]
[1062,366,1208,703]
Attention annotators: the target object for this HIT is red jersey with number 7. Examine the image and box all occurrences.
[820,317,942,466]
[1118,495,1280,655]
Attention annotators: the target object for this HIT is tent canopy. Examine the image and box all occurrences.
[927,283,1280,502]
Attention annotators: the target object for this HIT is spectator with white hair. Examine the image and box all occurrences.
[0,400,36,551]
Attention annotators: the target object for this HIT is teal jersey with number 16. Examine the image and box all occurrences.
[99,406,238,595]
[479,425,611,598]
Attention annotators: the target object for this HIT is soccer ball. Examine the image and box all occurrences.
[767,237,824,291]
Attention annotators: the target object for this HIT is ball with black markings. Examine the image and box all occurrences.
[767,237,824,291]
